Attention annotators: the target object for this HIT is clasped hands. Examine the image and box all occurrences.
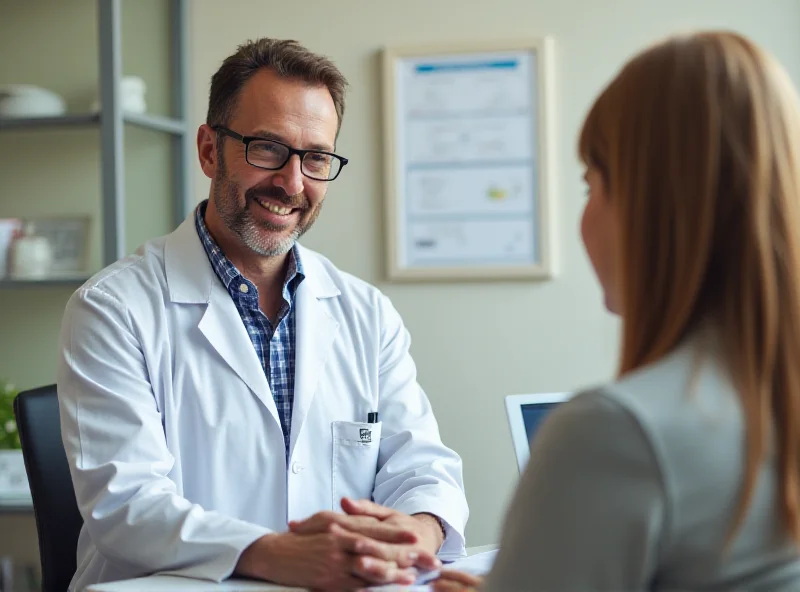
[236,497,447,590]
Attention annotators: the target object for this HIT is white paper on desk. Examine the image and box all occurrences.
[447,549,498,574]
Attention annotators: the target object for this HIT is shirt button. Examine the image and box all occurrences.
[291,462,304,474]
[239,283,249,294]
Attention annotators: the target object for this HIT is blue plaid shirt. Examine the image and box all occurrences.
[194,201,304,461]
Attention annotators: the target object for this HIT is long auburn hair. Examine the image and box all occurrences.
[579,31,800,543]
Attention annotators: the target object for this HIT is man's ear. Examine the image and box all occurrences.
[197,124,218,180]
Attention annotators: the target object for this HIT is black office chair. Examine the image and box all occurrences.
[14,385,83,592]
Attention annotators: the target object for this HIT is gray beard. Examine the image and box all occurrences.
[212,155,315,257]
[219,181,301,257]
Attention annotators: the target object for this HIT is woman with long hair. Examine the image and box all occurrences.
[436,31,800,591]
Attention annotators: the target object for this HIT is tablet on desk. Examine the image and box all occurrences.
[505,393,570,473]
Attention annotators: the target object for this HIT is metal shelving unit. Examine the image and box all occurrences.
[0,0,191,285]
[124,112,187,135]
[0,114,100,130]
[0,112,186,135]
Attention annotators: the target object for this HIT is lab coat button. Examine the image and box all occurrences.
[291,462,304,474]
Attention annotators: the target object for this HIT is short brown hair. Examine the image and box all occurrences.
[206,38,348,135]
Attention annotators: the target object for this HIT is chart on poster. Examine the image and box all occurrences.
[384,40,554,280]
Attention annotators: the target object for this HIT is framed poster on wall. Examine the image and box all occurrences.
[382,39,556,281]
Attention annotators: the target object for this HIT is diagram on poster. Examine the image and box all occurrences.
[383,40,555,280]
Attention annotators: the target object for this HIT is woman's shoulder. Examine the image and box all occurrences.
[597,335,741,441]
[556,335,744,505]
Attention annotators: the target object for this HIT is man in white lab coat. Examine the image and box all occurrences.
[57,38,468,591]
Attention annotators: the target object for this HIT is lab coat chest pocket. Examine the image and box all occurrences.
[332,421,382,503]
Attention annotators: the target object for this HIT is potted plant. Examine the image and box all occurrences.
[0,380,30,500]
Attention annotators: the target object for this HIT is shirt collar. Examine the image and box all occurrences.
[194,200,305,302]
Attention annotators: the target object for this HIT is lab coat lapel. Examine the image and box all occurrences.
[290,247,340,457]
[198,282,279,424]
[165,215,279,426]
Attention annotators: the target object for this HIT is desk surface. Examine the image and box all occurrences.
[87,545,498,592]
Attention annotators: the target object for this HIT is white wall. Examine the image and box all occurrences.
[189,0,800,545]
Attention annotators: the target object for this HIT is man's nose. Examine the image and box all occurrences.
[272,155,305,196]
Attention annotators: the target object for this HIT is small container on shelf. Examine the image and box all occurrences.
[0,219,22,278]
[9,223,53,280]
[0,85,66,119]
[90,75,147,114]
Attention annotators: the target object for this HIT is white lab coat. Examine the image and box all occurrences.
[57,216,468,591]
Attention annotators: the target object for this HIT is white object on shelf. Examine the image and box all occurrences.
[0,84,66,118]
[9,223,53,279]
[0,450,29,499]
[0,219,21,278]
[91,75,147,114]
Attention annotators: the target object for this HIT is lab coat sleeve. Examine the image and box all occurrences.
[371,294,469,558]
[58,286,270,582]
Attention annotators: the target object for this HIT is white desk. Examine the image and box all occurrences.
[86,545,498,592]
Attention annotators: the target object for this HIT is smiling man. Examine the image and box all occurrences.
[57,38,468,592]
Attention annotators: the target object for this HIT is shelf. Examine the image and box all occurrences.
[0,114,100,130]
[0,276,90,288]
[0,498,33,514]
[0,504,33,514]
[0,112,187,136]
[124,112,186,135]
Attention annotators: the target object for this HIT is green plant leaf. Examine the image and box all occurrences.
[0,379,21,450]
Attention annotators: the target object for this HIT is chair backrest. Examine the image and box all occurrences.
[14,385,82,592]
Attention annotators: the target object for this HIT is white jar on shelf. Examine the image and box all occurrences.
[120,76,147,113]
[9,223,53,280]
[90,75,147,114]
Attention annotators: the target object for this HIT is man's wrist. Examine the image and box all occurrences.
[412,513,446,550]
[235,534,277,581]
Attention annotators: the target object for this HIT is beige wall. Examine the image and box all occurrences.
[190,0,800,546]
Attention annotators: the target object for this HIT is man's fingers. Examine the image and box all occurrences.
[433,580,477,592]
[289,511,368,535]
[288,519,321,535]
[329,527,421,586]
[341,497,395,519]
[352,538,416,568]
[328,522,415,559]
[327,522,360,547]
[288,511,339,534]
[352,537,440,570]
[345,520,418,544]
[435,569,483,587]
[351,556,416,586]
[322,513,418,544]
[336,525,439,571]
[290,513,416,543]
[324,527,402,589]
[411,548,441,571]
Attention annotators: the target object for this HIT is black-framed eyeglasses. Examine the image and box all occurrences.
[212,125,348,181]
